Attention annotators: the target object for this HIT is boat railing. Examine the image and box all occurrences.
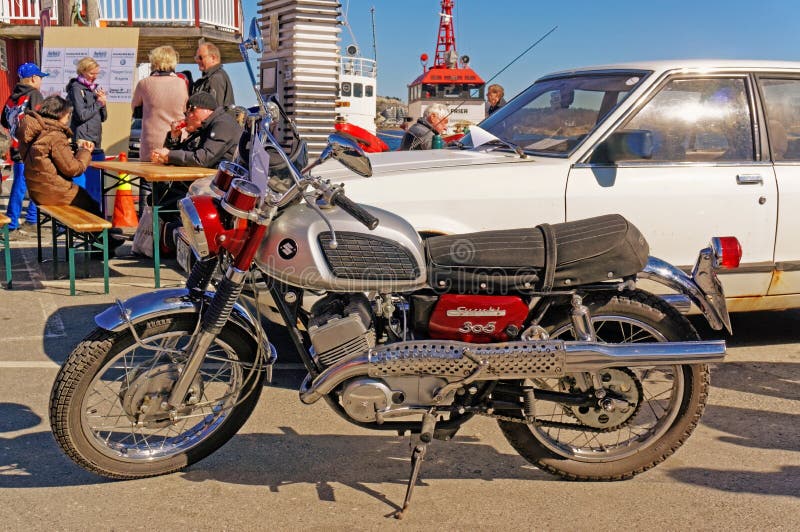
[340,56,377,78]
[1,0,239,33]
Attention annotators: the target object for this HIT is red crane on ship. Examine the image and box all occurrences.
[405,0,486,138]
[432,0,458,69]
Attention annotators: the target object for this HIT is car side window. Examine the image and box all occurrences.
[759,78,800,161]
[616,78,754,162]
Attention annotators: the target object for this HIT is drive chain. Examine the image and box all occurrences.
[474,409,627,433]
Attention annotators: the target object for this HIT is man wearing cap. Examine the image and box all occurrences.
[1,63,47,238]
[149,91,242,253]
[150,91,242,168]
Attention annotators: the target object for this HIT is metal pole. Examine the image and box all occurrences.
[370,6,377,63]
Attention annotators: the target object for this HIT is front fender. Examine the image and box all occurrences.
[95,288,260,340]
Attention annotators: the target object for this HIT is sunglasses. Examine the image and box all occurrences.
[184,106,198,116]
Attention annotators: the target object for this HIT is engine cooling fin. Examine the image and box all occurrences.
[367,341,566,379]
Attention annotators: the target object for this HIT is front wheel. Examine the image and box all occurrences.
[498,290,710,480]
[50,315,266,479]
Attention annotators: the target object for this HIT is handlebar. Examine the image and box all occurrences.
[331,189,379,230]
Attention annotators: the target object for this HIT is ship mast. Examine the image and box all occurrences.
[433,0,458,69]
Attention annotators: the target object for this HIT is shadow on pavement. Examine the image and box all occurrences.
[0,402,41,432]
[42,303,115,365]
[667,466,800,498]
[692,308,800,346]
[0,402,103,487]
[702,403,800,452]
[710,361,800,402]
[180,427,552,511]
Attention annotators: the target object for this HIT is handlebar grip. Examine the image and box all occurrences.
[331,191,379,230]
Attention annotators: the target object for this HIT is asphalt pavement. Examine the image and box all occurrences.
[0,232,798,530]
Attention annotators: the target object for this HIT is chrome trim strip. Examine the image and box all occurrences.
[573,161,773,169]
[776,261,800,272]
[675,262,774,274]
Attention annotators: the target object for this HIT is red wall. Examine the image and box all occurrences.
[1,39,37,104]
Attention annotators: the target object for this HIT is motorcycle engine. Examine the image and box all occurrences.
[308,294,376,368]
[308,294,452,423]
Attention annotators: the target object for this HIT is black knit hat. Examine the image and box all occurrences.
[187,91,217,110]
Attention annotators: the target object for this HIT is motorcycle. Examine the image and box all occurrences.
[49,20,741,518]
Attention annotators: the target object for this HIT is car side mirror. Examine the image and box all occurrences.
[593,130,654,163]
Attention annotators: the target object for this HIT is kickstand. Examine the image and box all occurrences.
[394,411,436,520]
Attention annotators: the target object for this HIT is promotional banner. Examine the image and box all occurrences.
[40,27,140,154]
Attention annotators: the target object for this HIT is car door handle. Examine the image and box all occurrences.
[736,174,763,185]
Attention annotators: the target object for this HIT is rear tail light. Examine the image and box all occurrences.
[711,237,742,269]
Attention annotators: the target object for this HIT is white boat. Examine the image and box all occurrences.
[336,46,378,135]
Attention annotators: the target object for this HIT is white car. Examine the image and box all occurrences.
[316,60,800,313]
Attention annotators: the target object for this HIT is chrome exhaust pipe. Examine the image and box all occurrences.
[299,339,726,405]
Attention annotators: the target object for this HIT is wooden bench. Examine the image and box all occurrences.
[36,205,112,295]
[0,213,11,289]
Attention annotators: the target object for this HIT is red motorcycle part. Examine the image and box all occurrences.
[184,195,250,259]
[187,195,226,256]
[210,161,248,197]
[428,294,529,343]
[222,179,260,214]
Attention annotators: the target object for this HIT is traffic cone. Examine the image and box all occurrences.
[111,152,139,228]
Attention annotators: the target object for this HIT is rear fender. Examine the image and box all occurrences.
[639,254,732,333]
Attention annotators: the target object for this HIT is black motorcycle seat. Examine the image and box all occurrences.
[425,214,649,293]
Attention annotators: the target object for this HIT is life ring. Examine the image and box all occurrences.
[334,122,390,153]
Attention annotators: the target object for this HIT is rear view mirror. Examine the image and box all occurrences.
[593,130,654,163]
[244,18,263,54]
[302,133,372,177]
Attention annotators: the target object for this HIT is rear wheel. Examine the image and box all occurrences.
[50,315,266,479]
[498,290,710,480]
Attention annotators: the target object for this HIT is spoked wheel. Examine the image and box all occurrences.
[50,315,266,479]
[498,290,711,480]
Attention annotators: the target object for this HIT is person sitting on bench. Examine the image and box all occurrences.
[16,95,124,256]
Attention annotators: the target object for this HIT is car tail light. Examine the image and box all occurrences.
[711,237,742,269]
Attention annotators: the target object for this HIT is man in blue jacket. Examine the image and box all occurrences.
[2,63,47,238]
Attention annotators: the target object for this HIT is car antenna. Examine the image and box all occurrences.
[433,25,558,131]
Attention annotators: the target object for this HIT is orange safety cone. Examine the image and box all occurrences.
[111,152,139,228]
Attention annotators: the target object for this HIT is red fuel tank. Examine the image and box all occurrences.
[428,294,529,343]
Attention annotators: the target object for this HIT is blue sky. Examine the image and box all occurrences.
[220,0,800,106]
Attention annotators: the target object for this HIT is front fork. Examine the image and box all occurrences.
[166,266,248,408]
[167,224,268,410]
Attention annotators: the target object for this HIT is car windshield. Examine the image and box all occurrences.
[468,71,650,156]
